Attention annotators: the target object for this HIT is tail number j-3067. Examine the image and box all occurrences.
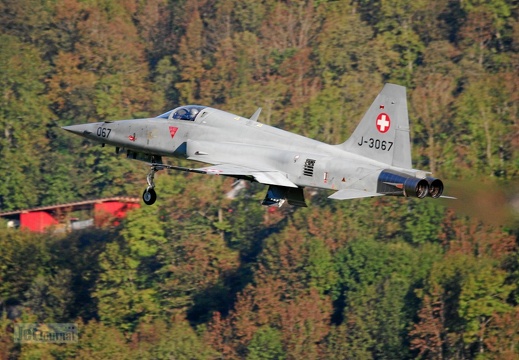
[357,136,393,151]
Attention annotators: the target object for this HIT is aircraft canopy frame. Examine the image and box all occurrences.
[158,105,206,121]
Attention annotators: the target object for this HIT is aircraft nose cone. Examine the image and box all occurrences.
[61,124,95,136]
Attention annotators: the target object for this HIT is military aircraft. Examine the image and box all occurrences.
[62,83,450,207]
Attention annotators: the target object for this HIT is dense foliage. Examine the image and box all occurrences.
[0,0,518,359]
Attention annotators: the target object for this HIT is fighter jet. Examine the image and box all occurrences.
[62,83,449,207]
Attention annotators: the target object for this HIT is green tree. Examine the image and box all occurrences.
[93,241,160,332]
[0,230,50,306]
[458,261,516,356]
[334,238,441,357]
[75,320,132,360]
[258,225,324,298]
[0,34,51,210]
[373,0,427,83]
[411,73,457,174]
[402,200,445,244]
[458,0,513,69]
[0,310,17,359]
[316,1,377,88]
[174,0,206,104]
[455,74,517,178]
[247,326,285,360]
[45,0,163,202]
[130,317,218,359]
[23,270,74,322]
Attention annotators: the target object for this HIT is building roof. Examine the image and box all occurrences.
[0,197,141,217]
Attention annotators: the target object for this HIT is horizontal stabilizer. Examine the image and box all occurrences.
[328,189,382,200]
[440,195,457,199]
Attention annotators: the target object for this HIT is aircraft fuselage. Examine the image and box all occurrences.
[63,84,448,206]
[65,107,388,193]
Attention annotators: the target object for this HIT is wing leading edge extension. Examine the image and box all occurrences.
[152,163,298,188]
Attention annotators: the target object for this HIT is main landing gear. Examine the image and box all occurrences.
[143,165,162,205]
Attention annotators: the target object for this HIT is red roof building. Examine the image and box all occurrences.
[0,197,140,233]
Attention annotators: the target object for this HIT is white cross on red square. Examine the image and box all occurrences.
[376,113,390,133]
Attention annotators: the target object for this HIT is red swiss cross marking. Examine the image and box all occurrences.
[376,113,390,133]
[169,126,178,138]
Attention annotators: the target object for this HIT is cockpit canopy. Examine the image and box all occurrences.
[158,105,206,121]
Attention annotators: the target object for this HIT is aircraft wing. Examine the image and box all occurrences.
[328,189,382,200]
[154,163,298,188]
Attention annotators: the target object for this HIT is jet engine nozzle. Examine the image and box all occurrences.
[426,177,444,198]
[377,170,429,198]
[406,177,429,198]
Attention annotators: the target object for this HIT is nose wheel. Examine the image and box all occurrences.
[142,165,161,205]
[143,187,157,205]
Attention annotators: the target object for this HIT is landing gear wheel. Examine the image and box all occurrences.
[143,187,157,205]
[143,165,161,205]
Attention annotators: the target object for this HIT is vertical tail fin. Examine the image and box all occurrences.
[339,83,412,169]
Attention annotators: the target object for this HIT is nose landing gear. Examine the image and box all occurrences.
[143,187,157,205]
[142,165,162,205]
[140,162,205,205]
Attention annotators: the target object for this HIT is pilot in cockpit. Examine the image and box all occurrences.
[173,108,190,120]
[160,105,204,121]
[190,108,199,118]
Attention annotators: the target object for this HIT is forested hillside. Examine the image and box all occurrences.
[0,0,518,359]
